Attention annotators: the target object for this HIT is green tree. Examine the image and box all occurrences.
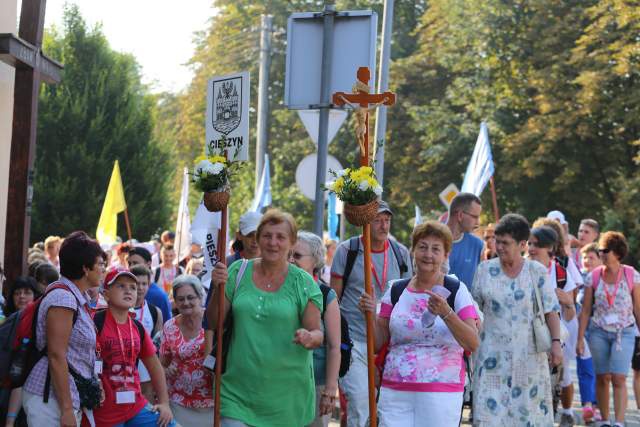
[32,5,172,242]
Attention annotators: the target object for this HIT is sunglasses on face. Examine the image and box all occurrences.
[290,252,312,260]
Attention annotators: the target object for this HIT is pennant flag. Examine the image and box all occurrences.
[327,192,339,240]
[174,168,192,264]
[461,122,495,196]
[251,154,272,212]
[414,205,423,228]
[96,161,127,244]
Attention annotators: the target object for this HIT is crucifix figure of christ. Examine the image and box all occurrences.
[0,0,63,282]
[333,66,395,427]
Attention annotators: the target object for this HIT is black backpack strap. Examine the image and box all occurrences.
[154,268,161,283]
[319,283,331,320]
[388,240,409,276]
[341,237,360,297]
[443,275,461,311]
[390,278,412,306]
[93,309,107,334]
[148,303,159,336]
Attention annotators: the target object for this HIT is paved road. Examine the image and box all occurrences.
[328,359,640,426]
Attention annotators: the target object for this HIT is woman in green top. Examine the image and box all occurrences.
[210,209,324,427]
[291,231,341,427]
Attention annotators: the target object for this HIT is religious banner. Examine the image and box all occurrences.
[205,71,250,162]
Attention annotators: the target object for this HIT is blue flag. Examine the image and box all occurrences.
[327,192,339,240]
[414,205,423,228]
[251,154,272,212]
[461,122,495,196]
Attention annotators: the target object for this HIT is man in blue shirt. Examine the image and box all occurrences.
[127,246,172,323]
[446,192,484,290]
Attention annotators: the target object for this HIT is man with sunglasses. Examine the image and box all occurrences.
[446,193,484,291]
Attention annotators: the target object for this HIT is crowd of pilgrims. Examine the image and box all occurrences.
[0,193,638,427]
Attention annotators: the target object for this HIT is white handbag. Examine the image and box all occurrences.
[531,261,569,353]
[532,271,552,353]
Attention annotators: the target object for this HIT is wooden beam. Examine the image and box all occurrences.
[0,34,62,83]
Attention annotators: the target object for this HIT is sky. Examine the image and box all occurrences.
[43,0,216,93]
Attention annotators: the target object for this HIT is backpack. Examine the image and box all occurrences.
[93,309,147,363]
[555,260,568,290]
[153,266,184,284]
[0,283,80,398]
[341,237,409,296]
[319,283,352,378]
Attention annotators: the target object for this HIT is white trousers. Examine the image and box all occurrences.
[339,340,370,427]
[378,387,463,427]
[22,389,82,426]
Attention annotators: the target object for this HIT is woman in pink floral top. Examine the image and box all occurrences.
[360,221,479,427]
[577,231,640,426]
[160,275,213,426]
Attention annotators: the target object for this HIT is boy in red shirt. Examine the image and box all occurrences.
[94,268,175,427]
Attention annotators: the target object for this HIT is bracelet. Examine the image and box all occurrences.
[441,308,454,321]
[552,338,561,343]
[6,413,17,419]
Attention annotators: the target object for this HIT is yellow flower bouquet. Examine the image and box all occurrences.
[325,166,383,226]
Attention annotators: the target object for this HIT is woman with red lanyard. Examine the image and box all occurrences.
[577,231,640,427]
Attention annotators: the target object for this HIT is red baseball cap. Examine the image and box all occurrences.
[104,268,138,287]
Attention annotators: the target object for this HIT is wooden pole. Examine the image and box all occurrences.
[360,89,378,427]
[489,176,500,222]
[214,198,228,427]
[123,208,133,242]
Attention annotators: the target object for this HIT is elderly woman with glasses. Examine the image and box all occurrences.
[160,274,213,426]
[471,214,562,426]
[290,231,341,427]
[577,231,640,427]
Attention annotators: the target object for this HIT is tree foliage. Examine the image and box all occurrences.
[32,5,172,242]
[166,0,640,261]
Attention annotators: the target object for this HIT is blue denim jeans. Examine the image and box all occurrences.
[587,324,635,375]
[113,404,177,427]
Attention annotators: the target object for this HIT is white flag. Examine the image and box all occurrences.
[414,205,423,228]
[461,122,495,196]
[191,200,222,287]
[174,168,191,264]
[251,154,272,212]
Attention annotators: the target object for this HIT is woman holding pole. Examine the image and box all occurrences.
[359,221,479,426]
[208,209,324,426]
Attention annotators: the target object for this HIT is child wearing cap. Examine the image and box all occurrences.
[93,268,175,427]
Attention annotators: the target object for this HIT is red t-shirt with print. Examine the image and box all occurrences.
[93,310,156,426]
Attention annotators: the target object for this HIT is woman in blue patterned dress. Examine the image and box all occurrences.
[471,214,563,426]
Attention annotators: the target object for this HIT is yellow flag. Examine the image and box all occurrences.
[96,161,127,244]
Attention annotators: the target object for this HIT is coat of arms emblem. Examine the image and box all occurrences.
[212,78,242,135]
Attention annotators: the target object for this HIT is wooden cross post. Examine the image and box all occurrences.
[333,67,395,426]
[0,0,63,282]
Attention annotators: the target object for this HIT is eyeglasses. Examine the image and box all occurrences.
[463,211,480,220]
[290,252,312,261]
[597,248,611,254]
[175,295,199,303]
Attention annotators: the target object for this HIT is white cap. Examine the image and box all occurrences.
[547,210,567,225]
[239,211,262,236]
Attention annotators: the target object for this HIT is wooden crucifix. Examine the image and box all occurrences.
[333,66,395,427]
[0,0,63,282]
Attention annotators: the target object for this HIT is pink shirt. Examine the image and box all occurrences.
[379,281,478,392]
